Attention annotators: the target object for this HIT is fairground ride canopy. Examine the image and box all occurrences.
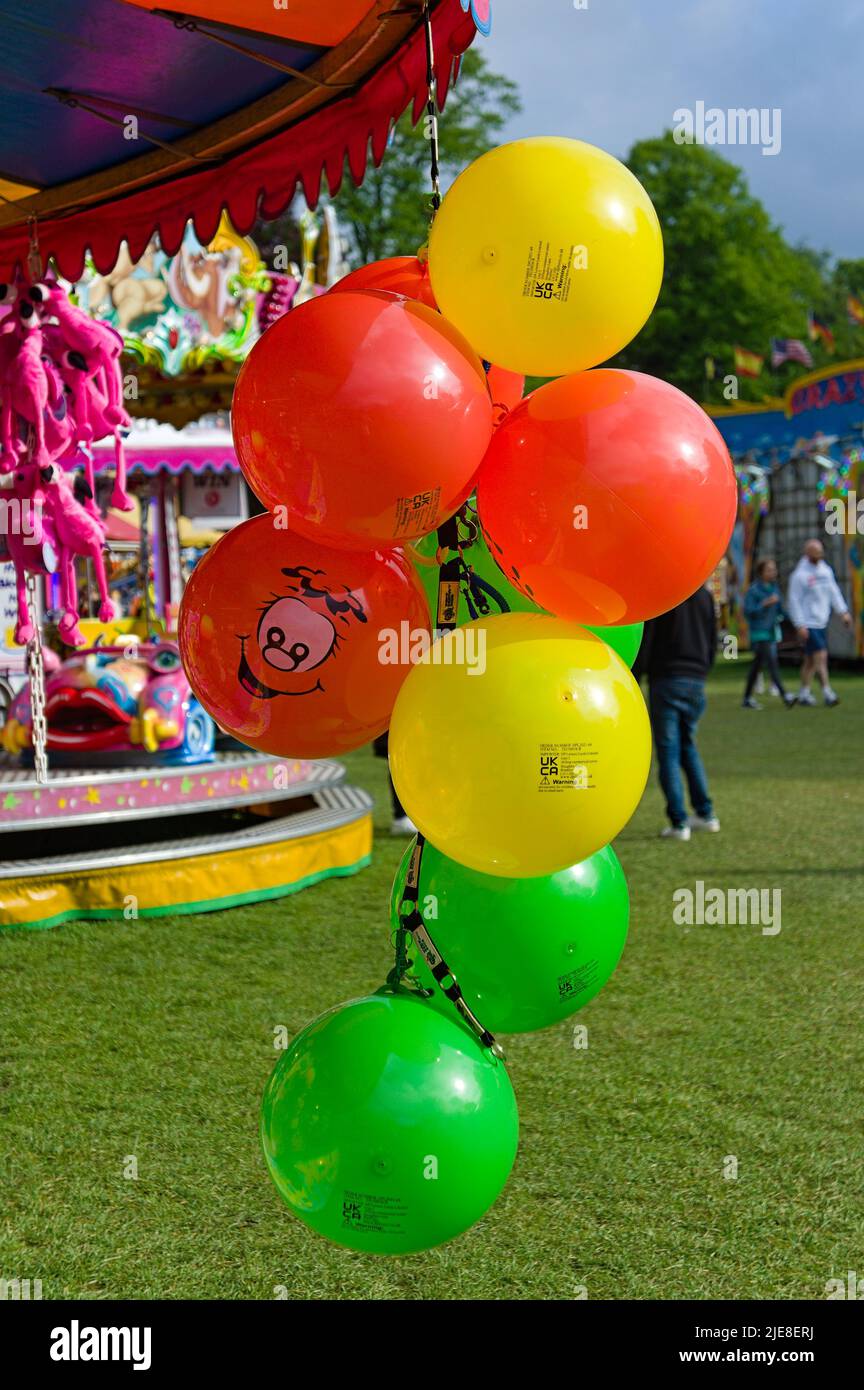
[709,359,864,462]
[0,0,479,279]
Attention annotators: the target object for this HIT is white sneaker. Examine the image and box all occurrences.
[770,685,782,698]
[824,688,840,707]
[797,689,817,706]
[688,814,721,833]
[390,815,418,835]
[661,825,691,841]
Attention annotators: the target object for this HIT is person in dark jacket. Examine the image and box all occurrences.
[635,583,719,842]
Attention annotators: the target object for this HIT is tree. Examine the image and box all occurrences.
[333,47,521,264]
[825,257,864,360]
[614,137,827,402]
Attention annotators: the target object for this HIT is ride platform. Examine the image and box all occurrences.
[0,750,372,930]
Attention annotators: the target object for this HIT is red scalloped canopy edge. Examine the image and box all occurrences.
[0,4,478,280]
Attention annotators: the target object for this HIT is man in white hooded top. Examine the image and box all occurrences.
[786,539,852,706]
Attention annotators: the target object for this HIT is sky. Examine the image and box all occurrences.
[477,0,862,261]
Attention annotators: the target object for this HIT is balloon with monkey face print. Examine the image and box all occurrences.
[178,515,430,757]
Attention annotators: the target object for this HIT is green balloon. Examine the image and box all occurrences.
[410,518,643,666]
[391,841,629,1034]
[260,989,518,1255]
[411,519,538,622]
[586,619,644,667]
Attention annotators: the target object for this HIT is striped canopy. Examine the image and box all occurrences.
[0,0,478,278]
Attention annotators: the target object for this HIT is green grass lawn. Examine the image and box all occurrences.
[1,659,862,1301]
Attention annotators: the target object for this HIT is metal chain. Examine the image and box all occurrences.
[25,574,49,784]
[21,219,49,783]
[390,0,444,992]
[26,216,43,281]
[422,2,441,214]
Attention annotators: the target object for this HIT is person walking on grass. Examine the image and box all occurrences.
[636,583,719,843]
[786,539,852,707]
[373,732,416,835]
[742,558,797,709]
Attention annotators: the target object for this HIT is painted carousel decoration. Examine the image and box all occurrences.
[2,638,216,766]
[74,209,348,424]
[77,214,269,380]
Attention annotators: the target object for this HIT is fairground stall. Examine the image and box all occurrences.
[0,0,481,929]
[710,361,864,658]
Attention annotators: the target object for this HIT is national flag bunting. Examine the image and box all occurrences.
[734,345,764,378]
[770,338,813,369]
[807,312,835,351]
[847,295,864,327]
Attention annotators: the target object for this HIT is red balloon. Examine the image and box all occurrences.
[178,515,430,758]
[330,255,438,309]
[477,370,736,625]
[232,290,492,550]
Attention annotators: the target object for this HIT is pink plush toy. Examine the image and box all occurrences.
[0,272,128,646]
[1,459,114,647]
[30,280,126,417]
[1,460,60,644]
[37,288,133,511]
[0,303,52,468]
[41,461,115,646]
[44,333,110,516]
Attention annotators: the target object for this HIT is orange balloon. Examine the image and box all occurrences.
[331,263,523,421]
[486,363,525,418]
[232,290,492,550]
[477,370,736,626]
[178,515,430,758]
[331,256,438,310]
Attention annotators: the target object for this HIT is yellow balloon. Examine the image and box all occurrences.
[428,137,663,377]
[388,613,651,878]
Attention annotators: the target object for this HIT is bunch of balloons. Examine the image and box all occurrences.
[181,135,736,1257]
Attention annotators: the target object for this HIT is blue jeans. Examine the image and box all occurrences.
[649,677,713,828]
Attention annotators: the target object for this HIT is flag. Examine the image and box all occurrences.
[734,345,764,378]
[770,337,813,369]
[847,295,864,327]
[807,312,835,351]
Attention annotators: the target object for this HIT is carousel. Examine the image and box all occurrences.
[0,0,480,928]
